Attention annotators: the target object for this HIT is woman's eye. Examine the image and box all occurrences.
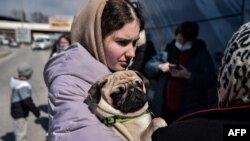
[132,40,137,47]
[117,40,129,46]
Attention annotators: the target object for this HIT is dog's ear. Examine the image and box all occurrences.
[88,78,108,104]
[134,71,149,89]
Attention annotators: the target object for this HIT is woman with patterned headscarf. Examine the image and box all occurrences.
[151,22,250,141]
[44,0,143,140]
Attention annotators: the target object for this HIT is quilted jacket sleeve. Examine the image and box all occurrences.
[48,75,122,141]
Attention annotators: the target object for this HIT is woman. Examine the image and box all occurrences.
[145,21,216,123]
[49,34,71,58]
[43,0,143,141]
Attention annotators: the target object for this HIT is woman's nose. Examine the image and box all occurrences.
[125,45,136,58]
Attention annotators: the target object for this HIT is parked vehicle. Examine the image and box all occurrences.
[31,37,52,50]
[0,36,10,46]
[9,39,20,48]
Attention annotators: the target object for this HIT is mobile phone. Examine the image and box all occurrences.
[175,65,181,70]
[170,64,182,70]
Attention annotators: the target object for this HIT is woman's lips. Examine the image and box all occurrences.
[120,61,129,68]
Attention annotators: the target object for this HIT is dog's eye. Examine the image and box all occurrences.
[110,91,123,102]
[135,81,143,89]
[110,87,125,100]
[118,87,126,93]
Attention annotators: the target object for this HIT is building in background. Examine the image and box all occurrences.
[0,15,72,44]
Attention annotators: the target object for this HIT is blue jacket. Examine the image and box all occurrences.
[145,39,217,119]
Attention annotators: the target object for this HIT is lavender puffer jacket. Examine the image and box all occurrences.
[44,43,122,141]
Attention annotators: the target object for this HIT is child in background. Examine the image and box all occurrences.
[10,63,40,141]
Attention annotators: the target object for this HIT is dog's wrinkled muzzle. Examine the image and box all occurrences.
[120,87,147,113]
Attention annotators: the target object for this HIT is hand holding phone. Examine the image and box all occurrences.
[169,65,191,79]
[170,64,182,70]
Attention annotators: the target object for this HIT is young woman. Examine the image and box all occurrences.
[49,34,71,58]
[43,0,143,141]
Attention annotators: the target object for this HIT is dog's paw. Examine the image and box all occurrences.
[151,117,167,131]
[140,118,167,141]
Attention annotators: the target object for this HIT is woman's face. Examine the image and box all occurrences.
[103,20,140,71]
[176,33,185,45]
[59,37,70,48]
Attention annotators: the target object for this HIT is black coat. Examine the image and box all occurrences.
[11,97,40,119]
[11,86,40,119]
[152,105,250,141]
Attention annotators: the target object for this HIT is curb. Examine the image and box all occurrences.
[0,50,12,58]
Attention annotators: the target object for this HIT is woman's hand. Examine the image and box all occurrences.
[158,62,175,73]
[169,65,191,79]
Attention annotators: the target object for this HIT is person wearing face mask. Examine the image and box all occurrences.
[152,21,250,141]
[145,21,216,124]
[49,34,71,58]
[43,0,143,141]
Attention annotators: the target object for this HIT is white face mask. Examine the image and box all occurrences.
[59,45,69,52]
[175,41,192,51]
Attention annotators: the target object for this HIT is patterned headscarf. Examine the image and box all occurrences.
[71,0,107,65]
[218,22,250,108]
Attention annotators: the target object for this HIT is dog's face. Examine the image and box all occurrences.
[88,70,149,114]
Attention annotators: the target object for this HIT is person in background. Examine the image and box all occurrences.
[130,30,157,77]
[10,63,40,141]
[43,0,143,141]
[49,34,71,58]
[145,21,216,123]
[152,21,250,141]
[129,30,147,71]
[141,34,157,75]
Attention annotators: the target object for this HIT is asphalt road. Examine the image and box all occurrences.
[0,46,50,141]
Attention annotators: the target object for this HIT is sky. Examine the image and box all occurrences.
[0,0,88,21]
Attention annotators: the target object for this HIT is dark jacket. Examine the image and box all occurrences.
[130,40,156,78]
[152,105,250,141]
[10,77,40,119]
[145,39,217,121]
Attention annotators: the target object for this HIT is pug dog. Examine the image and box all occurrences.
[85,70,167,141]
